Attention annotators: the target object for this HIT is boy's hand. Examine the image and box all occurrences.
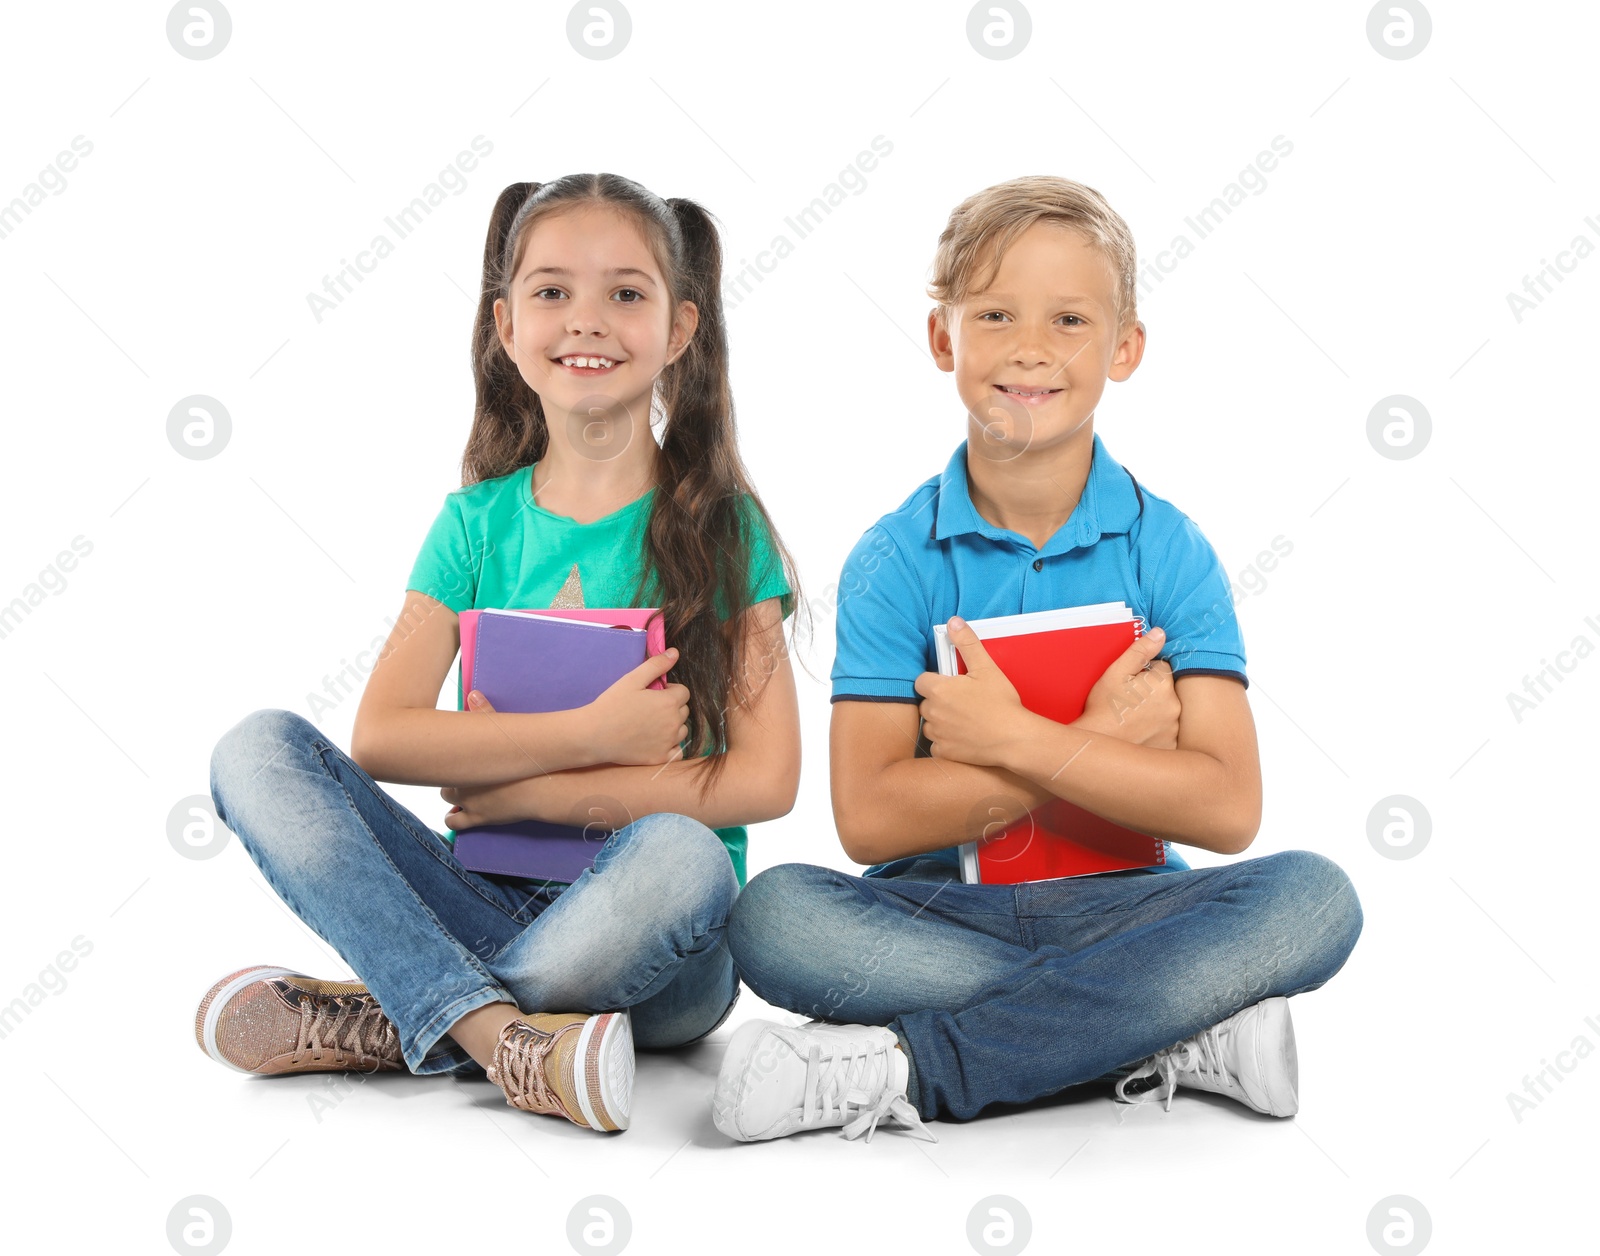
[1074,627,1181,749]
[913,617,1027,768]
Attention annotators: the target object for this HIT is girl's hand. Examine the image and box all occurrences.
[579,648,691,766]
[443,691,560,828]
[913,618,1027,768]
[441,780,524,830]
[440,689,534,831]
[1074,627,1181,749]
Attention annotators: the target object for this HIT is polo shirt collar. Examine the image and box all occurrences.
[932,430,1142,555]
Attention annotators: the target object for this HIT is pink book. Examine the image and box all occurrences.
[456,607,667,708]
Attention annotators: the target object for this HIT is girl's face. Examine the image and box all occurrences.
[494,203,698,423]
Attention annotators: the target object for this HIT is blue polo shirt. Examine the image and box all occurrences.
[830,431,1248,879]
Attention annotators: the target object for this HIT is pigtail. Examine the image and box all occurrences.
[642,198,749,778]
[659,197,733,450]
[462,181,547,486]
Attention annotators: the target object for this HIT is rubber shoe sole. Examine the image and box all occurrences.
[195,965,299,1073]
[576,1010,636,1132]
[1243,996,1299,1117]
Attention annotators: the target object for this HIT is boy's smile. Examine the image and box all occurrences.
[992,382,1062,405]
[928,220,1144,457]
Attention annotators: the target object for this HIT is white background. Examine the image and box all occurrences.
[2,2,1595,1253]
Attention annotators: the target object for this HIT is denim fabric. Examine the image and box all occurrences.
[728,851,1362,1122]
[208,709,740,1075]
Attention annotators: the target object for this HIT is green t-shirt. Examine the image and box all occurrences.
[405,460,793,887]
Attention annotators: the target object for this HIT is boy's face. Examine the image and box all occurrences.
[927,221,1144,458]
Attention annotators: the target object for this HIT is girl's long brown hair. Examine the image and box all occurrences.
[463,174,805,793]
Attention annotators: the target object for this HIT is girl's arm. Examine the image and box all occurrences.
[440,596,801,830]
[349,590,686,788]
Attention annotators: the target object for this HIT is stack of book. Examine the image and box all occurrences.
[932,602,1167,884]
[448,607,666,881]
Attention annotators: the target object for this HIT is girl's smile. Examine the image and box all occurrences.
[553,354,626,377]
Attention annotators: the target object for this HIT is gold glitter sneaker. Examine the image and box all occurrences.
[195,965,404,1075]
[487,1008,634,1132]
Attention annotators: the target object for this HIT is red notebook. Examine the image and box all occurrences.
[933,602,1166,884]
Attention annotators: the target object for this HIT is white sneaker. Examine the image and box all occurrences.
[712,1019,938,1143]
[1114,997,1299,1117]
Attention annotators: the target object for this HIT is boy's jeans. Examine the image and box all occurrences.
[728,851,1363,1122]
[208,709,740,1075]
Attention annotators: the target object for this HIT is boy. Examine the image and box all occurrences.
[712,176,1363,1143]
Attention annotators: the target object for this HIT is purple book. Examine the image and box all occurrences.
[448,611,649,882]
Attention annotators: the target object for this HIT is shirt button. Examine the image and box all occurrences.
[1032,559,1043,572]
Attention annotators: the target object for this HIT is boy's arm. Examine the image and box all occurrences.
[914,618,1260,854]
[1002,673,1260,850]
[834,620,1260,865]
[440,596,801,831]
[830,699,1058,865]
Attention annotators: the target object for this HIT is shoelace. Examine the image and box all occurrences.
[798,1036,938,1144]
[490,1023,571,1120]
[293,994,399,1069]
[1115,1023,1233,1112]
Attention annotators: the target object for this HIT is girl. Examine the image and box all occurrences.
[199,174,804,1135]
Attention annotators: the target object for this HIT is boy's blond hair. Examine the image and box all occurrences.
[927,175,1138,333]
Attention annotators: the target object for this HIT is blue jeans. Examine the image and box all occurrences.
[208,709,740,1075]
[727,851,1362,1122]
